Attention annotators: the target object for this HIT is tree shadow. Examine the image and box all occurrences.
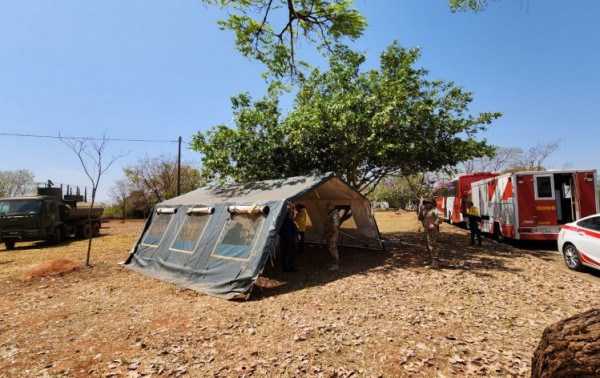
[251,229,527,300]
[0,233,108,253]
[251,243,389,300]
[380,231,526,278]
[207,176,315,200]
[502,239,559,263]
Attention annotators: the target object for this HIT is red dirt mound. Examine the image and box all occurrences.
[18,258,82,281]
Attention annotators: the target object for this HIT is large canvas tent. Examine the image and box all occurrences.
[125,174,382,299]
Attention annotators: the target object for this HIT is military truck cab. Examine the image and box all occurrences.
[0,186,103,250]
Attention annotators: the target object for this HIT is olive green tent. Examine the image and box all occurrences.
[125,174,382,299]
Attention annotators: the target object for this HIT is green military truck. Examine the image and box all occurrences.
[0,186,103,250]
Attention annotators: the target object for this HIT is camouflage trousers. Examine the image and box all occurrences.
[328,237,339,264]
[424,231,438,263]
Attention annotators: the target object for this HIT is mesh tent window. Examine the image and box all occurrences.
[141,208,176,247]
[169,207,214,253]
[211,212,265,261]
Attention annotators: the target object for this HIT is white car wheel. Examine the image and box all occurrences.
[563,243,583,271]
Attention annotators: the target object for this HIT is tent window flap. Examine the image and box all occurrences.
[227,204,269,215]
[187,207,215,215]
[156,207,177,214]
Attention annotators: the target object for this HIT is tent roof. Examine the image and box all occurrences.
[159,173,362,206]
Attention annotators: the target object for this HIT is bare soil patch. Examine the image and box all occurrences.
[18,259,81,282]
[0,214,598,377]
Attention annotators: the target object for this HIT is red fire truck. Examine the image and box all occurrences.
[471,170,598,241]
[436,172,499,225]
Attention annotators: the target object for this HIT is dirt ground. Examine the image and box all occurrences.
[1,213,599,377]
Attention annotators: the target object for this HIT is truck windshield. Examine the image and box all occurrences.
[0,200,43,215]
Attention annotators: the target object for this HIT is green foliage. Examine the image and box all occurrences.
[448,0,490,12]
[191,41,500,194]
[191,93,290,183]
[201,1,499,80]
[202,0,367,80]
[98,202,122,219]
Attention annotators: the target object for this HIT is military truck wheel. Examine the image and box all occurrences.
[4,240,15,250]
[92,222,101,237]
[82,223,93,239]
[51,227,62,245]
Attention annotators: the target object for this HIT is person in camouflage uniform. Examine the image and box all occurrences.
[418,198,444,268]
[323,201,340,271]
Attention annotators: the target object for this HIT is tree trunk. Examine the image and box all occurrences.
[531,308,600,378]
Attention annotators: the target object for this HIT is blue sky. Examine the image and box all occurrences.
[1,0,599,202]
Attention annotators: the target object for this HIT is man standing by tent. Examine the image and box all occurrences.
[323,201,340,271]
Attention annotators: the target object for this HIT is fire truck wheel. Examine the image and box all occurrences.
[562,243,583,271]
[4,240,15,250]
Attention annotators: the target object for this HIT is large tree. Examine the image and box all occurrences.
[203,0,492,80]
[192,42,500,194]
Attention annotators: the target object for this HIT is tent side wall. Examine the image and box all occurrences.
[127,200,286,299]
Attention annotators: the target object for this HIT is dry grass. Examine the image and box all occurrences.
[0,213,599,377]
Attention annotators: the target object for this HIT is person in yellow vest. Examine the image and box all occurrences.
[465,201,482,246]
[418,198,444,268]
[294,204,307,254]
